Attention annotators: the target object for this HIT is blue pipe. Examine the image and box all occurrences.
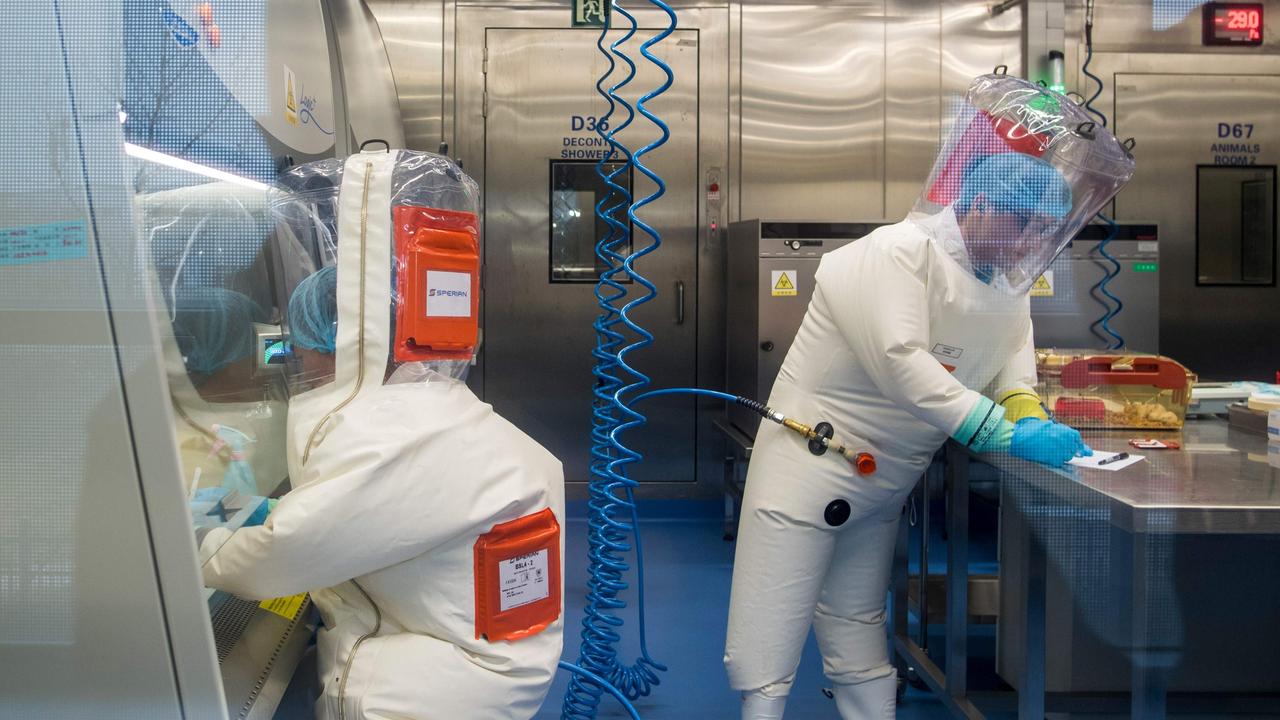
[563,3,677,718]
[558,662,642,720]
[1089,214,1126,350]
[634,387,737,404]
[1081,6,1125,350]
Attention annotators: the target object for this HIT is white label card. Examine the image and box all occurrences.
[498,549,550,612]
[425,270,472,318]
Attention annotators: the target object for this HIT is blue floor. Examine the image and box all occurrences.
[534,501,952,720]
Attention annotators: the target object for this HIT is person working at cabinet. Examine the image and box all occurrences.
[200,151,566,720]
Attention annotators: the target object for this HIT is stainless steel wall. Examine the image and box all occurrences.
[364,0,444,151]
[733,1,1020,221]
[366,0,1021,217]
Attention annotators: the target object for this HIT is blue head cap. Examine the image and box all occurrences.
[288,265,338,353]
[172,286,268,376]
[956,152,1073,220]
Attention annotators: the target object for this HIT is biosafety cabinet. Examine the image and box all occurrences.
[0,1,399,717]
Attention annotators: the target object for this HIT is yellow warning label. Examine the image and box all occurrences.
[1029,271,1054,297]
[260,593,307,620]
[284,66,299,127]
[771,270,798,297]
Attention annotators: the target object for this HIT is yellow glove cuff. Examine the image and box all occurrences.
[997,388,1049,423]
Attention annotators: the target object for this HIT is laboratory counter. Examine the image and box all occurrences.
[893,417,1280,720]
[983,418,1280,534]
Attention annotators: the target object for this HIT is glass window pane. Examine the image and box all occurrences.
[1197,165,1276,286]
[550,160,632,282]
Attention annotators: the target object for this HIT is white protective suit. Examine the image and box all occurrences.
[724,208,1037,718]
[203,151,566,720]
[725,70,1137,719]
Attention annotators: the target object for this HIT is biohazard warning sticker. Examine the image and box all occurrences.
[498,549,550,612]
[1030,271,1054,297]
[771,270,798,297]
[284,65,299,126]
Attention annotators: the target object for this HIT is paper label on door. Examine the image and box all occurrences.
[499,549,550,612]
[1030,271,1054,297]
[425,270,472,317]
[771,270,798,297]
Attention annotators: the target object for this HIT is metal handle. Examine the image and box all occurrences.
[675,280,685,325]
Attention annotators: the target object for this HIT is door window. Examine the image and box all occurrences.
[549,160,633,282]
[1197,165,1276,286]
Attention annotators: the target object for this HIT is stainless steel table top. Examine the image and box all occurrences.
[970,418,1280,534]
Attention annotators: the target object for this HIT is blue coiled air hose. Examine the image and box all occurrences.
[1081,0,1125,350]
[558,662,642,720]
[1089,214,1125,350]
[562,3,676,719]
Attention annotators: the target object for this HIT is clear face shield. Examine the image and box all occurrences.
[914,69,1137,295]
[268,150,481,397]
[137,182,291,499]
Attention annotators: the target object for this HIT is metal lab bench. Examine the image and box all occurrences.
[892,419,1280,719]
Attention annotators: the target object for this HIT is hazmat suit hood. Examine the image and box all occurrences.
[912,69,1136,295]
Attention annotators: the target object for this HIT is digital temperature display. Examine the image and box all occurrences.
[1203,3,1264,46]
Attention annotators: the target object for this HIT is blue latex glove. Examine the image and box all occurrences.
[1009,418,1093,466]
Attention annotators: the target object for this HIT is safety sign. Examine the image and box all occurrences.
[284,65,299,126]
[499,549,550,612]
[572,0,612,27]
[771,270,798,297]
[1029,271,1054,297]
[259,593,307,620]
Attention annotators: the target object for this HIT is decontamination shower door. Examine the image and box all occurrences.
[482,27,699,485]
[1115,73,1280,380]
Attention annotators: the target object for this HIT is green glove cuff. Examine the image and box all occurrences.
[954,396,1014,452]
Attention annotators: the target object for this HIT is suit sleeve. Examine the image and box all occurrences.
[200,457,439,600]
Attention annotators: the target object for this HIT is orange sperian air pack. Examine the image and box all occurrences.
[473,508,562,643]
[393,206,479,363]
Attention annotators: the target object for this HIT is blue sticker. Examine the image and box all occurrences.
[0,221,90,266]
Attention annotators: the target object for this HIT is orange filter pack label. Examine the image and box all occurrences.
[474,508,562,642]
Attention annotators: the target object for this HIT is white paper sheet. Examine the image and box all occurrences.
[1068,451,1146,471]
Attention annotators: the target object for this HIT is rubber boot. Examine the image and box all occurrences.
[741,688,788,720]
[832,674,896,719]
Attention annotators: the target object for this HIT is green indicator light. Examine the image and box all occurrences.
[1028,93,1061,113]
[1133,263,1158,273]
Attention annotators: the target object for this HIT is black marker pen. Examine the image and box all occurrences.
[1097,452,1130,466]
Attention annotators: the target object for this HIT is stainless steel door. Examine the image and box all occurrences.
[483,27,698,485]
[1115,74,1280,380]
